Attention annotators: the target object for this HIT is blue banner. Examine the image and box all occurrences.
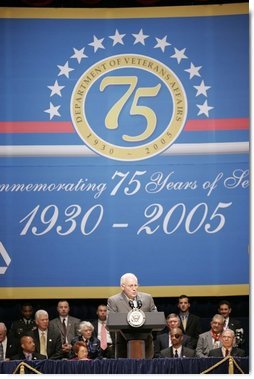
[0,4,249,298]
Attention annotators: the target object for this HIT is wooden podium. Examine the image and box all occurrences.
[107,312,165,359]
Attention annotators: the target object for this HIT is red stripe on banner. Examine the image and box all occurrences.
[0,118,249,133]
[0,121,74,133]
[184,118,249,131]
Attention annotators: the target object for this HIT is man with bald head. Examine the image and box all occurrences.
[154,313,193,357]
[107,273,157,358]
[160,327,195,358]
[11,335,46,360]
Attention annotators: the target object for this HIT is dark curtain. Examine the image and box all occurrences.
[0,358,249,374]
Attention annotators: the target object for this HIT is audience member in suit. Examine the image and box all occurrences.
[217,300,244,347]
[70,341,91,361]
[160,327,195,358]
[196,314,224,357]
[154,313,193,357]
[49,300,80,358]
[177,295,202,349]
[8,303,37,356]
[32,309,63,360]
[107,272,157,359]
[11,335,46,360]
[0,322,16,360]
[91,304,114,358]
[71,321,101,360]
[208,329,245,357]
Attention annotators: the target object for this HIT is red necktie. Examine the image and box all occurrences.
[100,322,107,350]
[225,349,229,356]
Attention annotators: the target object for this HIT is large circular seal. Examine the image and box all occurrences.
[127,309,146,328]
[71,54,187,161]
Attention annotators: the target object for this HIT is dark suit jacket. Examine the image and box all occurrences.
[9,319,37,338]
[7,319,37,356]
[227,317,242,332]
[160,346,195,358]
[32,327,63,359]
[91,320,114,343]
[91,319,115,358]
[179,313,202,348]
[208,347,245,357]
[49,316,80,344]
[154,332,193,358]
[3,337,17,359]
[11,351,47,360]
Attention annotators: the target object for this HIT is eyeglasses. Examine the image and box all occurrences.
[171,334,181,338]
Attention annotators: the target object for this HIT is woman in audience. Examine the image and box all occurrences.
[70,341,90,361]
[71,321,101,359]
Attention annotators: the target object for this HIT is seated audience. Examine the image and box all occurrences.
[0,322,15,360]
[177,295,202,348]
[196,314,224,357]
[208,329,245,357]
[91,304,114,358]
[160,327,195,358]
[11,335,46,360]
[49,300,80,358]
[154,313,193,357]
[217,300,244,347]
[70,341,91,361]
[71,321,101,360]
[31,309,63,359]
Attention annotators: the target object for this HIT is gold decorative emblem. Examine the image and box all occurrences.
[71,54,187,161]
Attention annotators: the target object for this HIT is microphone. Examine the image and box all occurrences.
[137,299,142,309]
[129,300,134,309]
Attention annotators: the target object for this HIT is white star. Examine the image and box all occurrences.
[71,47,87,63]
[47,80,65,97]
[57,61,74,79]
[154,35,171,52]
[197,100,214,117]
[109,29,126,46]
[44,102,61,120]
[185,63,202,79]
[170,48,188,64]
[89,35,105,53]
[132,29,149,45]
[194,80,211,97]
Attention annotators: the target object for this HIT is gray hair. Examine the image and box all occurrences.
[35,309,48,320]
[120,273,138,286]
[212,314,225,324]
[0,322,7,332]
[78,321,94,335]
[222,329,235,338]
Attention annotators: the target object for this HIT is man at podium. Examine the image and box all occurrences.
[107,273,157,358]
